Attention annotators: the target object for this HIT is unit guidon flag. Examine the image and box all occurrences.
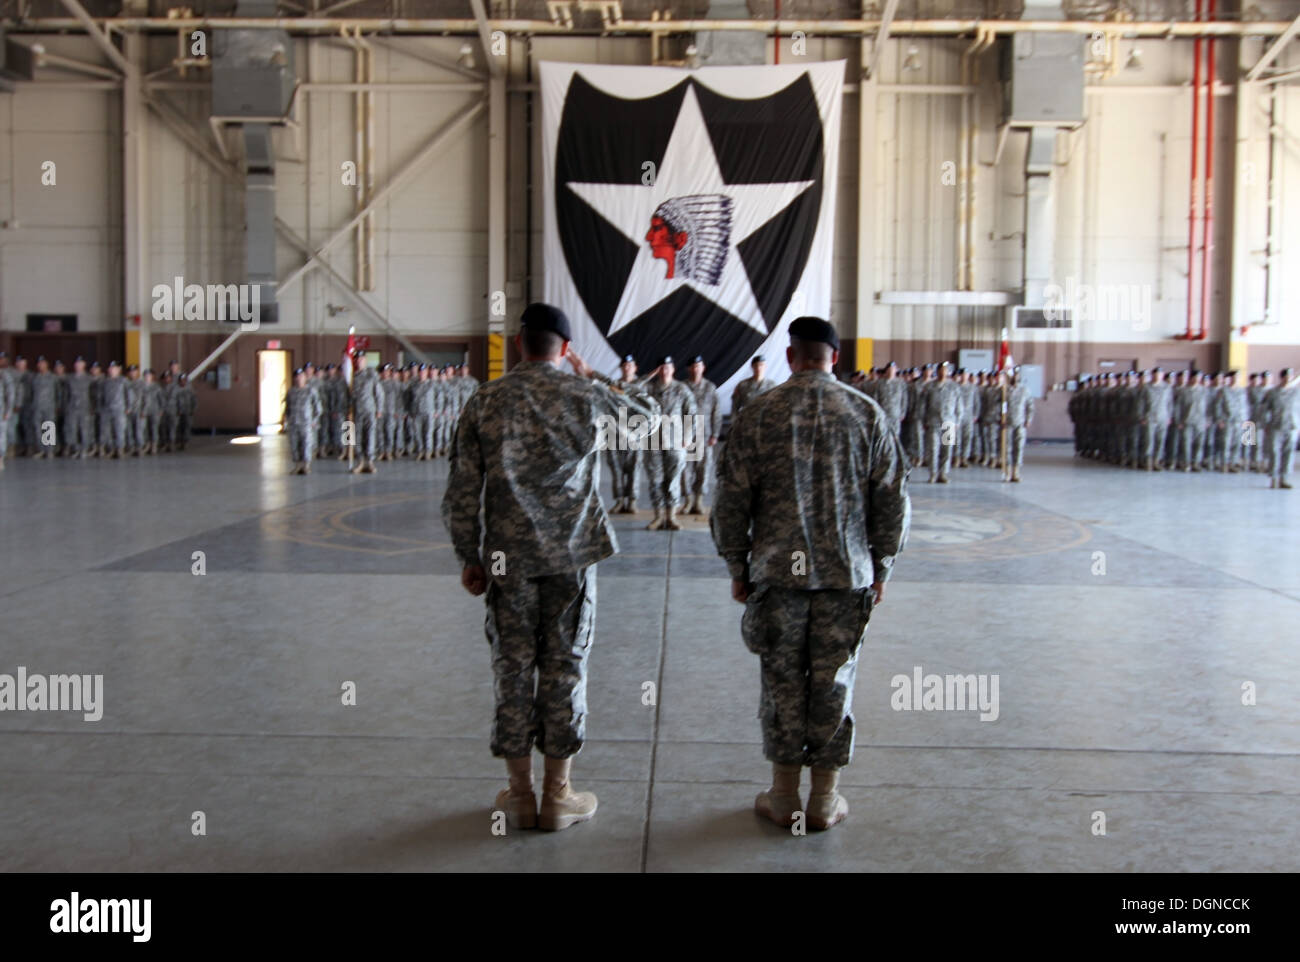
[541,61,844,404]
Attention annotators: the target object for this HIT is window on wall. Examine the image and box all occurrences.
[26,314,77,333]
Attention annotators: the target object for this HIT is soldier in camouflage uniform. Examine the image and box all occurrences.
[62,358,95,458]
[1247,371,1270,473]
[285,367,324,474]
[1172,371,1207,471]
[442,303,660,833]
[921,362,962,483]
[1136,367,1172,471]
[377,364,399,460]
[433,366,455,457]
[139,369,162,454]
[7,355,32,457]
[1006,368,1035,482]
[349,353,384,474]
[712,317,909,832]
[1259,368,1299,489]
[979,372,1004,467]
[957,369,980,468]
[175,374,197,449]
[682,355,721,516]
[158,372,179,452]
[28,358,60,459]
[411,365,437,460]
[0,354,13,471]
[1210,371,1247,472]
[731,355,775,425]
[641,356,698,531]
[869,362,909,442]
[124,365,143,455]
[605,355,642,513]
[97,361,129,458]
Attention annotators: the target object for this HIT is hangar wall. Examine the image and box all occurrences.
[1,26,1298,431]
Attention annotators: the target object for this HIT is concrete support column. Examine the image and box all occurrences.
[855,37,878,371]
[487,65,507,378]
[1228,75,1257,373]
[123,31,149,370]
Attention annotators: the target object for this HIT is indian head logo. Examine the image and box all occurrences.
[544,62,842,389]
[646,195,733,285]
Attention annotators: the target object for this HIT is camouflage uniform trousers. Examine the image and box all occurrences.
[926,421,955,480]
[63,412,93,454]
[1008,425,1028,469]
[1214,424,1242,468]
[1142,422,1167,465]
[485,566,597,759]
[353,412,378,461]
[381,412,398,457]
[0,414,8,459]
[683,443,713,498]
[127,413,143,451]
[1176,425,1204,469]
[741,584,873,769]
[159,413,177,448]
[959,418,976,462]
[102,411,127,453]
[905,418,925,464]
[1269,429,1297,483]
[289,421,317,464]
[415,413,434,457]
[434,413,452,452]
[644,446,686,509]
[1247,425,1268,471]
[329,411,345,453]
[606,447,639,503]
[140,414,159,450]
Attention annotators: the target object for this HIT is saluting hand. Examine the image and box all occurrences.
[872,581,886,607]
[731,579,754,603]
[461,564,488,596]
[566,349,591,379]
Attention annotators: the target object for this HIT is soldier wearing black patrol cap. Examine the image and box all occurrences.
[442,302,661,832]
[732,354,775,425]
[607,353,642,513]
[640,354,698,531]
[683,354,721,515]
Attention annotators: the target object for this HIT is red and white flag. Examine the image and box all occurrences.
[342,327,357,389]
[998,327,1014,372]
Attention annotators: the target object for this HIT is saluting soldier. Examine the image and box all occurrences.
[641,355,698,532]
[442,303,660,833]
[349,352,384,474]
[682,355,721,516]
[711,317,909,832]
[731,354,775,425]
[286,367,324,475]
[606,355,642,514]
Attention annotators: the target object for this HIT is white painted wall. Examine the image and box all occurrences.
[1,27,1298,353]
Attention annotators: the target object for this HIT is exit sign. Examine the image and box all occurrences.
[266,340,281,350]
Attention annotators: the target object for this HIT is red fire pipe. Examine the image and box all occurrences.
[1181,0,1202,341]
[1199,0,1216,341]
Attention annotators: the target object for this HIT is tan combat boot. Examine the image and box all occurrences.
[538,756,597,832]
[755,762,802,828]
[302,463,311,475]
[362,460,376,474]
[688,493,704,515]
[350,461,364,475]
[623,497,637,514]
[806,767,849,831]
[664,506,682,531]
[494,755,538,831]
[646,508,665,531]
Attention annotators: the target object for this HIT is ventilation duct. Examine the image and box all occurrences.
[212,0,296,323]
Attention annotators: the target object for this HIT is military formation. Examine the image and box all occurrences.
[847,362,1036,483]
[1067,367,1300,489]
[0,353,197,469]
[443,306,911,835]
[282,358,478,475]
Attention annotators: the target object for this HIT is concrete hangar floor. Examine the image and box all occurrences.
[1,438,1297,872]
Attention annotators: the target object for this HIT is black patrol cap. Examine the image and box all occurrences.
[520,302,572,342]
[788,316,839,351]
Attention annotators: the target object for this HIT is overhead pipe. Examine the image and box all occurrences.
[1180,0,1202,341]
[1199,0,1215,342]
[10,17,1300,38]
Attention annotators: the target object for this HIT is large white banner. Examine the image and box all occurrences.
[541,61,844,408]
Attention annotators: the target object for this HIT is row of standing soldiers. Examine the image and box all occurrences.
[283,358,479,474]
[848,362,1035,483]
[0,354,197,469]
[1067,367,1300,488]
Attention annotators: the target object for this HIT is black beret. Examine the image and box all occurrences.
[752,355,765,365]
[294,367,305,376]
[691,355,705,364]
[660,355,674,366]
[520,302,572,342]
[789,316,839,351]
[621,354,635,364]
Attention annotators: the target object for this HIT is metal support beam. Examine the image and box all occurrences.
[487,57,507,376]
[865,0,899,80]
[1246,13,1300,82]
[469,0,502,77]
[188,98,486,378]
[855,6,878,364]
[54,0,132,76]
[123,31,149,369]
